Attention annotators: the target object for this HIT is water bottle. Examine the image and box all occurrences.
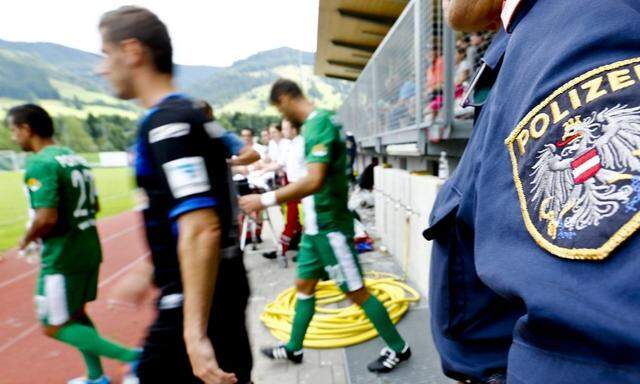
[438,151,449,180]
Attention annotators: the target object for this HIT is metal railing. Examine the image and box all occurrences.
[337,0,494,157]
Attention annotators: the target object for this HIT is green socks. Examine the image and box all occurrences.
[286,293,316,351]
[80,350,104,380]
[361,295,406,352]
[55,322,140,363]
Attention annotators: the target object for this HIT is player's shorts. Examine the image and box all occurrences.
[34,267,99,326]
[297,229,364,293]
[137,251,253,384]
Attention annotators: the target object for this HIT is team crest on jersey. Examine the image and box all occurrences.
[505,57,640,260]
[26,178,42,192]
[311,144,328,157]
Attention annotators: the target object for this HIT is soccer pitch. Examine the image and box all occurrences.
[0,167,136,251]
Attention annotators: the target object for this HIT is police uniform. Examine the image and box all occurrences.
[425,0,640,382]
[135,93,252,383]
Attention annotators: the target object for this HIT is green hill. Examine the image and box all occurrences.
[0,39,350,118]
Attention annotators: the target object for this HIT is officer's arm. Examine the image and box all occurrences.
[444,0,502,31]
[177,208,222,346]
[19,208,57,249]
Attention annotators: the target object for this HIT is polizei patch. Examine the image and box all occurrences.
[505,57,640,260]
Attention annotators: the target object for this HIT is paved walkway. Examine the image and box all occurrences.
[245,206,450,384]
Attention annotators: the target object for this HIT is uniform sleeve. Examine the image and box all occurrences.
[221,131,244,157]
[146,116,219,220]
[25,159,59,209]
[305,118,335,164]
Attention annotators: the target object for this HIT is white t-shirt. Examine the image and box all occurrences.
[283,135,306,182]
[252,143,268,159]
[267,140,280,162]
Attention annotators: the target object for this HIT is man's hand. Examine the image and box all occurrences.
[239,194,263,214]
[185,335,237,384]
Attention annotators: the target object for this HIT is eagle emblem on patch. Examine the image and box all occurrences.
[505,57,640,260]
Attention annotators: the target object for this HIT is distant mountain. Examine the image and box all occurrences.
[0,39,350,118]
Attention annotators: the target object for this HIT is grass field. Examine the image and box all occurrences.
[0,167,136,251]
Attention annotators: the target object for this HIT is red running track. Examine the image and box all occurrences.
[0,211,156,384]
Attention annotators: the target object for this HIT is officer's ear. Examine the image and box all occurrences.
[444,0,502,32]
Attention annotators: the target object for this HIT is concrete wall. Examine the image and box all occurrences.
[374,166,442,297]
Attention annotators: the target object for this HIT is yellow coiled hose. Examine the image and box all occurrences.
[260,272,420,348]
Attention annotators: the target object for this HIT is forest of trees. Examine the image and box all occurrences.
[0,112,281,153]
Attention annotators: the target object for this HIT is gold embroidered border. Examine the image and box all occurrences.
[505,57,640,260]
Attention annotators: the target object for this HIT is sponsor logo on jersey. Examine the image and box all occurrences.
[27,178,42,192]
[148,123,190,143]
[311,144,328,157]
[162,156,211,198]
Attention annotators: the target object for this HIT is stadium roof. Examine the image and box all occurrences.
[315,0,409,81]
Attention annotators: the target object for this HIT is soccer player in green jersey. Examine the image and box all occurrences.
[240,79,411,373]
[8,104,140,384]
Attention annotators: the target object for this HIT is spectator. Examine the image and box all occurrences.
[455,47,471,92]
[359,157,379,191]
[260,128,271,146]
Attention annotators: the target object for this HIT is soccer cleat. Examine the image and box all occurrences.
[121,348,142,384]
[261,344,303,364]
[367,345,411,373]
[262,251,277,260]
[67,375,111,384]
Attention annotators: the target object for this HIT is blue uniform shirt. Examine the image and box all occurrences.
[427,0,640,382]
[136,93,239,293]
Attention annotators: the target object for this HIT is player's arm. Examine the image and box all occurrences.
[20,159,59,249]
[19,208,57,249]
[177,208,221,343]
[228,146,260,166]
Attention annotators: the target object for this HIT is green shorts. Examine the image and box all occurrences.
[35,267,99,326]
[297,229,364,293]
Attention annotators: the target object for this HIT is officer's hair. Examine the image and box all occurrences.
[269,78,304,104]
[99,6,173,75]
[241,127,254,136]
[7,104,55,138]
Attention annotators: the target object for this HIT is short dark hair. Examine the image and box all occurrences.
[269,78,304,104]
[196,99,214,121]
[99,6,173,75]
[241,127,254,136]
[7,104,54,138]
[270,123,282,132]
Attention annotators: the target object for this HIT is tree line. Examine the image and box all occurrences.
[0,112,282,153]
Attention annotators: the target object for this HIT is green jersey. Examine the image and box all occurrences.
[302,109,352,234]
[24,146,102,273]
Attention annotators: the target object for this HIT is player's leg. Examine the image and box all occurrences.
[39,270,140,363]
[262,234,323,363]
[319,230,411,373]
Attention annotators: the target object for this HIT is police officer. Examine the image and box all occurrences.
[98,7,252,384]
[425,0,640,383]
